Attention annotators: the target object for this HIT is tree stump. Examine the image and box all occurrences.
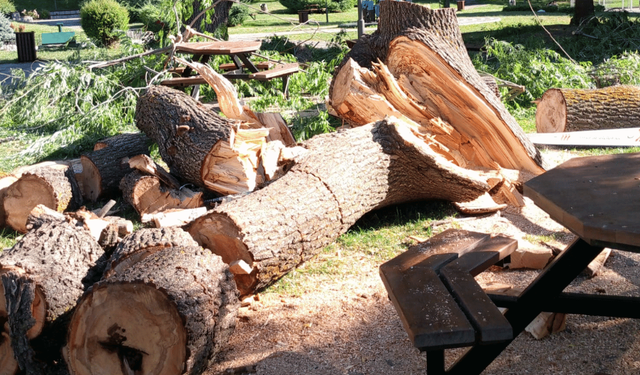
[65,245,239,375]
[535,86,640,133]
[0,222,105,374]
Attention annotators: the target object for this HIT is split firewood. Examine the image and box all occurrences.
[328,1,546,210]
[120,170,204,216]
[102,227,199,278]
[583,248,612,277]
[255,113,297,147]
[136,86,286,195]
[78,133,151,202]
[3,166,82,233]
[93,199,117,218]
[525,311,567,340]
[536,86,640,133]
[141,207,208,228]
[104,216,134,237]
[65,245,239,375]
[188,117,506,297]
[0,221,106,374]
[128,154,181,190]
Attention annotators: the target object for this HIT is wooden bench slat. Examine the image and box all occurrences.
[219,61,275,71]
[383,229,489,272]
[161,76,207,88]
[381,253,477,350]
[440,253,513,344]
[250,63,300,80]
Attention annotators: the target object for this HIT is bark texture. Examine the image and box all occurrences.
[65,245,239,375]
[3,166,81,233]
[135,86,233,188]
[0,176,17,229]
[119,171,203,216]
[0,222,105,374]
[103,227,200,278]
[79,133,150,202]
[188,117,499,296]
[535,86,640,133]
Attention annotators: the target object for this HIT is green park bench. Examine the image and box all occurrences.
[41,23,75,46]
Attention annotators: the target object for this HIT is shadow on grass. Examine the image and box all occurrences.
[347,200,457,233]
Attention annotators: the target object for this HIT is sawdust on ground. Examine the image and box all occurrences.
[206,149,640,375]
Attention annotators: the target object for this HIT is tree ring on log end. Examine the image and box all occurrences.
[65,283,187,375]
[79,157,102,202]
[535,89,567,133]
[4,176,57,233]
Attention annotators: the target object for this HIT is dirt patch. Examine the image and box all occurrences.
[206,149,640,375]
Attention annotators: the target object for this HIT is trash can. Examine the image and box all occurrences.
[15,31,37,63]
[457,0,465,10]
[298,10,309,24]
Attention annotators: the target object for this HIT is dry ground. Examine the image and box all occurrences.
[206,149,640,375]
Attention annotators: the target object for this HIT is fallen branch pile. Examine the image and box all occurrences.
[0,2,556,374]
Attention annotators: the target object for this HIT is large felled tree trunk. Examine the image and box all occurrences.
[65,244,239,375]
[188,117,509,297]
[329,1,545,177]
[0,222,105,374]
[535,86,640,133]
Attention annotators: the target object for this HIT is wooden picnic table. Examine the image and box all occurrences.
[161,41,300,98]
[437,152,640,374]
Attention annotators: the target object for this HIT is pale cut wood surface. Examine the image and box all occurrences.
[176,41,261,55]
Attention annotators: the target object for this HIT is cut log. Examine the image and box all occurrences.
[0,175,18,228]
[327,1,546,209]
[120,170,204,216]
[103,227,200,278]
[0,221,105,373]
[3,166,81,233]
[188,117,503,297]
[136,86,270,195]
[79,134,151,202]
[535,86,640,133]
[65,245,239,375]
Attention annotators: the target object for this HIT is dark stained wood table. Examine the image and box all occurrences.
[441,152,640,375]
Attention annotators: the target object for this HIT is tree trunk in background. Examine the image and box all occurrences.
[535,86,640,133]
[572,0,595,25]
[188,117,506,297]
[186,0,233,40]
[0,222,105,374]
[65,245,238,375]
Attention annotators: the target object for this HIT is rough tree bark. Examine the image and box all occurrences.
[188,117,508,297]
[2,166,81,233]
[78,133,151,202]
[0,176,17,229]
[65,245,239,375]
[0,222,105,374]
[535,86,640,133]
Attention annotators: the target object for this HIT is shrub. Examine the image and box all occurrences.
[39,8,49,19]
[227,3,249,26]
[0,0,15,15]
[279,0,355,13]
[80,0,129,47]
[0,12,14,41]
[138,0,166,32]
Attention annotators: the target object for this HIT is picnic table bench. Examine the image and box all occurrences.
[41,23,75,46]
[380,229,517,374]
[161,41,300,98]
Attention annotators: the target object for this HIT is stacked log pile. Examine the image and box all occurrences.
[0,1,571,373]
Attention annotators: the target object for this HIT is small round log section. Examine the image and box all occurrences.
[135,86,233,189]
[2,167,80,233]
[188,118,494,297]
[0,175,17,228]
[119,171,203,216]
[79,133,150,202]
[0,222,104,373]
[103,227,199,278]
[65,245,239,375]
[535,86,640,133]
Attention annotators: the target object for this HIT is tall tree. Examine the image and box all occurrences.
[572,0,595,25]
